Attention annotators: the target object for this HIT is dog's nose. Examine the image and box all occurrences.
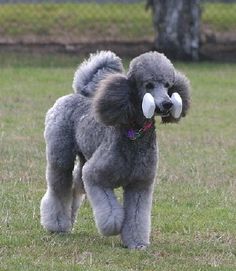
[162,101,173,111]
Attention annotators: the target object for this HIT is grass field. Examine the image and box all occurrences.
[0,2,235,42]
[0,2,154,41]
[202,3,236,31]
[0,53,236,270]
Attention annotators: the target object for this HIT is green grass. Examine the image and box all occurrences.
[202,3,236,31]
[0,2,154,41]
[0,2,235,43]
[0,53,236,270]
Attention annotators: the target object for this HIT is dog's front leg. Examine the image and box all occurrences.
[85,183,124,236]
[121,184,154,249]
[83,176,124,236]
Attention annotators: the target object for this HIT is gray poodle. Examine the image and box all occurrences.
[40,51,190,249]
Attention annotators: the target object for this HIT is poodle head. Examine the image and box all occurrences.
[93,52,190,126]
[128,52,190,123]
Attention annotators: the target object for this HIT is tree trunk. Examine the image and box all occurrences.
[148,0,201,60]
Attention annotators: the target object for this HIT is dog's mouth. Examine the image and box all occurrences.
[142,93,182,120]
[155,107,171,117]
[141,93,176,119]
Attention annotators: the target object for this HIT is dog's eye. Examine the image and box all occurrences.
[145,82,154,90]
[164,82,170,88]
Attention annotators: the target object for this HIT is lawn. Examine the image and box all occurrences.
[202,2,236,31]
[0,2,154,42]
[0,2,235,42]
[0,53,236,270]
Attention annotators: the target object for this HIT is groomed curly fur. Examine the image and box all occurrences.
[40,51,190,249]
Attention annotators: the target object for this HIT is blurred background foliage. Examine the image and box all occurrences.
[0,0,235,44]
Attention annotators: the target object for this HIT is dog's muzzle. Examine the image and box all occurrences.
[142,93,182,119]
[155,100,173,117]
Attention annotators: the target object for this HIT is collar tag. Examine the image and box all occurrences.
[127,121,154,141]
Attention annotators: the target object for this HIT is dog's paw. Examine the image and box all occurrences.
[40,191,72,233]
[42,212,72,233]
[95,206,124,236]
[135,244,148,250]
[124,243,149,250]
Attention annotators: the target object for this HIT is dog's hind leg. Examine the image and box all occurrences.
[40,127,76,233]
[71,155,86,226]
[40,163,74,233]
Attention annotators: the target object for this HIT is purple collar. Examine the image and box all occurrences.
[127,120,154,140]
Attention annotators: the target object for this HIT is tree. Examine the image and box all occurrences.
[147,0,201,61]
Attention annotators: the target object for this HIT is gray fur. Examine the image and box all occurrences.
[72,51,124,97]
[162,71,191,123]
[40,51,190,249]
[93,74,135,126]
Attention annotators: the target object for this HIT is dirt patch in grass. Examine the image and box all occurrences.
[200,25,236,61]
[0,38,236,61]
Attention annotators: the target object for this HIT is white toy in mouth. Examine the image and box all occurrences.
[171,92,182,119]
[142,93,155,119]
[142,92,182,119]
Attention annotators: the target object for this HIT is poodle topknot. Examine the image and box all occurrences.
[40,51,191,249]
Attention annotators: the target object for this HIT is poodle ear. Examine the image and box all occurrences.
[93,74,134,126]
[162,71,191,123]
